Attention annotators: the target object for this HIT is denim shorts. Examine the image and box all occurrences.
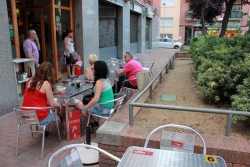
[39,113,55,125]
[90,104,112,116]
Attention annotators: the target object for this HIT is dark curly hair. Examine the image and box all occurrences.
[93,60,109,86]
[29,62,55,92]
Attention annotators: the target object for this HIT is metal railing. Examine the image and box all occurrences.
[129,54,250,136]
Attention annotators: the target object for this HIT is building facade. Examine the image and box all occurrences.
[179,0,249,44]
[1,0,160,115]
[160,0,180,41]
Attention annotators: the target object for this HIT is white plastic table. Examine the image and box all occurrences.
[117,146,226,167]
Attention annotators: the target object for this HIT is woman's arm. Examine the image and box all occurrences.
[44,81,61,108]
[63,37,69,57]
[85,80,103,109]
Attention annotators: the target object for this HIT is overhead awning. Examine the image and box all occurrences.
[226,28,240,30]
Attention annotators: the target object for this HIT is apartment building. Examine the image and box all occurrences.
[160,0,181,41]
[179,0,249,44]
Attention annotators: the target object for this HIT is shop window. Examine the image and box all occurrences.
[54,0,70,7]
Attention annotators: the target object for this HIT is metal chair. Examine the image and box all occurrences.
[14,106,61,160]
[87,93,126,126]
[48,143,121,167]
[134,57,155,77]
[144,124,207,155]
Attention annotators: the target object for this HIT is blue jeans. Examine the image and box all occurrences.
[90,104,111,116]
[39,113,55,125]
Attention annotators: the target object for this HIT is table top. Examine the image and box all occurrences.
[117,146,226,167]
[53,80,92,99]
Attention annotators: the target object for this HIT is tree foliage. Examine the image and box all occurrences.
[189,0,224,35]
[219,0,249,37]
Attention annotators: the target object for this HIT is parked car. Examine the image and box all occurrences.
[152,38,183,49]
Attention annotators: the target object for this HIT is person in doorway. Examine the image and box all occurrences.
[22,62,63,137]
[77,61,114,132]
[85,54,98,81]
[62,28,75,78]
[23,30,40,69]
[113,51,143,92]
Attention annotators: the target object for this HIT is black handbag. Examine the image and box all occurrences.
[82,93,94,105]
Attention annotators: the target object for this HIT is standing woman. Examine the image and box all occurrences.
[62,28,75,78]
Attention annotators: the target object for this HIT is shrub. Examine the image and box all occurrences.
[190,35,250,123]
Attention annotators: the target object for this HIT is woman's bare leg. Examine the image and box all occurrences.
[67,64,71,76]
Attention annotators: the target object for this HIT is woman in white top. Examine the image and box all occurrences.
[62,28,75,78]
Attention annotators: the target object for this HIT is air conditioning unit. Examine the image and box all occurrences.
[154,8,159,15]
[144,7,149,15]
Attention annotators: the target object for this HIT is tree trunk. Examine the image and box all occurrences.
[219,0,236,37]
[201,12,206,35]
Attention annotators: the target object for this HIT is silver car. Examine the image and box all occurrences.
[153,38,183,49]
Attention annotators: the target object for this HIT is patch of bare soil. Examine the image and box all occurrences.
[134,59,250,139]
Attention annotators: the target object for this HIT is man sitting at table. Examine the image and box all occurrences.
[113,52,143,92]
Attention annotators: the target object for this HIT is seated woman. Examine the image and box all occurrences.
[85,54,98,81]
[22,62,62,137]
[77,60,114,131]
[113,51,143,92]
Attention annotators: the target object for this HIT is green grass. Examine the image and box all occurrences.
[180,47,190,52]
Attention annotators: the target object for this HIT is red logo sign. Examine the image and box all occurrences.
[171,141,183,147]
[132,150,153,156]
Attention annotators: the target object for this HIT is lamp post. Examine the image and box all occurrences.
[162,3,166,38]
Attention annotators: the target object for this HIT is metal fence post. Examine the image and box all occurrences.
[129,105,134,126]
[165,63,169,74]
[225,113,232,136]
[159,72,162,83]
[149,85,152,99]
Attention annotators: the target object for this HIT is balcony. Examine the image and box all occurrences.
[185,11,197,21]
[230,10,243,20]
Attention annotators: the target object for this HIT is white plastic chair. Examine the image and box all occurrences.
[14,106,61,160]
[48,143,121,167]
[87,93,126,126]
[144,124,207,155]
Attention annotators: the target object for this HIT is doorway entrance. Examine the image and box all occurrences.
[7,0,74,78]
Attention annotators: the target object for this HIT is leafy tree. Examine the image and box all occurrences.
[189,0,224,35]
[219,0,249,37]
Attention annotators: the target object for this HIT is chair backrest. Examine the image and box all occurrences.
[119,87,137,104]
[48,143,121,167]
[113,93,126,112]
[144,124,207,155]
[14,106,56,126]
[14,107,39,125]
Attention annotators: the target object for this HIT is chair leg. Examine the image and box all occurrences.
[41,127,46,160]
[30,125,34,139]
[15,125,20,157]
[55,116,61,141]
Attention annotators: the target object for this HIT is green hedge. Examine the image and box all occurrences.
[190,35,250,123]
